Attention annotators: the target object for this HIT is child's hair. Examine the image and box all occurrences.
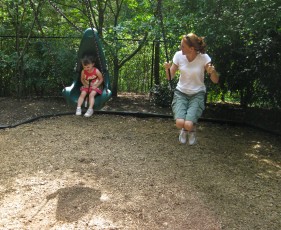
[81,55,96,65]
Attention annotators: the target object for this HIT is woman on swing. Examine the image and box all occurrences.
[76,55,103,117]
[164,33,219,145]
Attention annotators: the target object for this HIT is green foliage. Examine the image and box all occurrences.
[150,79,177,107]
[22,40,77,96]
[190,0,281,108]
[0,0,280,109]
[0,51,18,96]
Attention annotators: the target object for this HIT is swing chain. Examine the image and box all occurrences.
[83,0,106,79]
[85,79,93,108]
[48,0,83,33]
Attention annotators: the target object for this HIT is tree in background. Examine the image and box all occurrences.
[193,0,281,107]
[1,0,280,108]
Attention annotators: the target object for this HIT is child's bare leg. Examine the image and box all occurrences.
[88,91,97,109]
[77,91,87,107]
[84,91,97,117]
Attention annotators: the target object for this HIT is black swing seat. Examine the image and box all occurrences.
[62,28,112,110]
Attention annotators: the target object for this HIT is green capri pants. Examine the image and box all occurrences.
[172,89,205,123]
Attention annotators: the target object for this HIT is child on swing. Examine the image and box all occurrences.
[76,55,103,117]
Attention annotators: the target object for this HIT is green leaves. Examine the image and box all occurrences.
[0,0,280,107]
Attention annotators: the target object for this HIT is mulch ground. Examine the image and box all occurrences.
[0,95,280,229]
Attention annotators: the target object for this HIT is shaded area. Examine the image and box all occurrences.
[0,95,280,136]
[47,186,101,222]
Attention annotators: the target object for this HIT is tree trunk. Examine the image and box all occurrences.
[112,57,119,97]
[154,41,160,86]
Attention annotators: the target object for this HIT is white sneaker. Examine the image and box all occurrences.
[84,108,94,117]
[179,129,187,144]
[188,131,196,145]
[76,107,82,116]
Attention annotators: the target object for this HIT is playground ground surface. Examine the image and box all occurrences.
[0,95,280,229]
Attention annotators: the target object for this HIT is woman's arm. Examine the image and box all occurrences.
[164,62,178,80]
[205,63,219,84]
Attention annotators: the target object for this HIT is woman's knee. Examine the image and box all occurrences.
[184,120,194,131]
[175,119,185,129]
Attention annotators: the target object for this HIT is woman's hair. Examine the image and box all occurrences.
[81,55,96,65]
[183,33,207,54]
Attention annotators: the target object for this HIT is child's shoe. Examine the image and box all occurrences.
[76,107,82,116]
[84,108,94,117]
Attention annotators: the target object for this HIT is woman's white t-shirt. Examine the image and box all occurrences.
[173,51,211,95]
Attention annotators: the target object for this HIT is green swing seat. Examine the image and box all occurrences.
[62,28,112,110]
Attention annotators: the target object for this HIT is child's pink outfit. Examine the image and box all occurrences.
[80,68,102,94]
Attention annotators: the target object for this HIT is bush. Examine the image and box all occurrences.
[150,79,177,107]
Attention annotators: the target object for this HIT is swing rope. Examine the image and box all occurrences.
[47,0,108,89]
[81,0,111,107]
[83,0,107,83]
[48,0,83,33]
[85,79,92,108]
